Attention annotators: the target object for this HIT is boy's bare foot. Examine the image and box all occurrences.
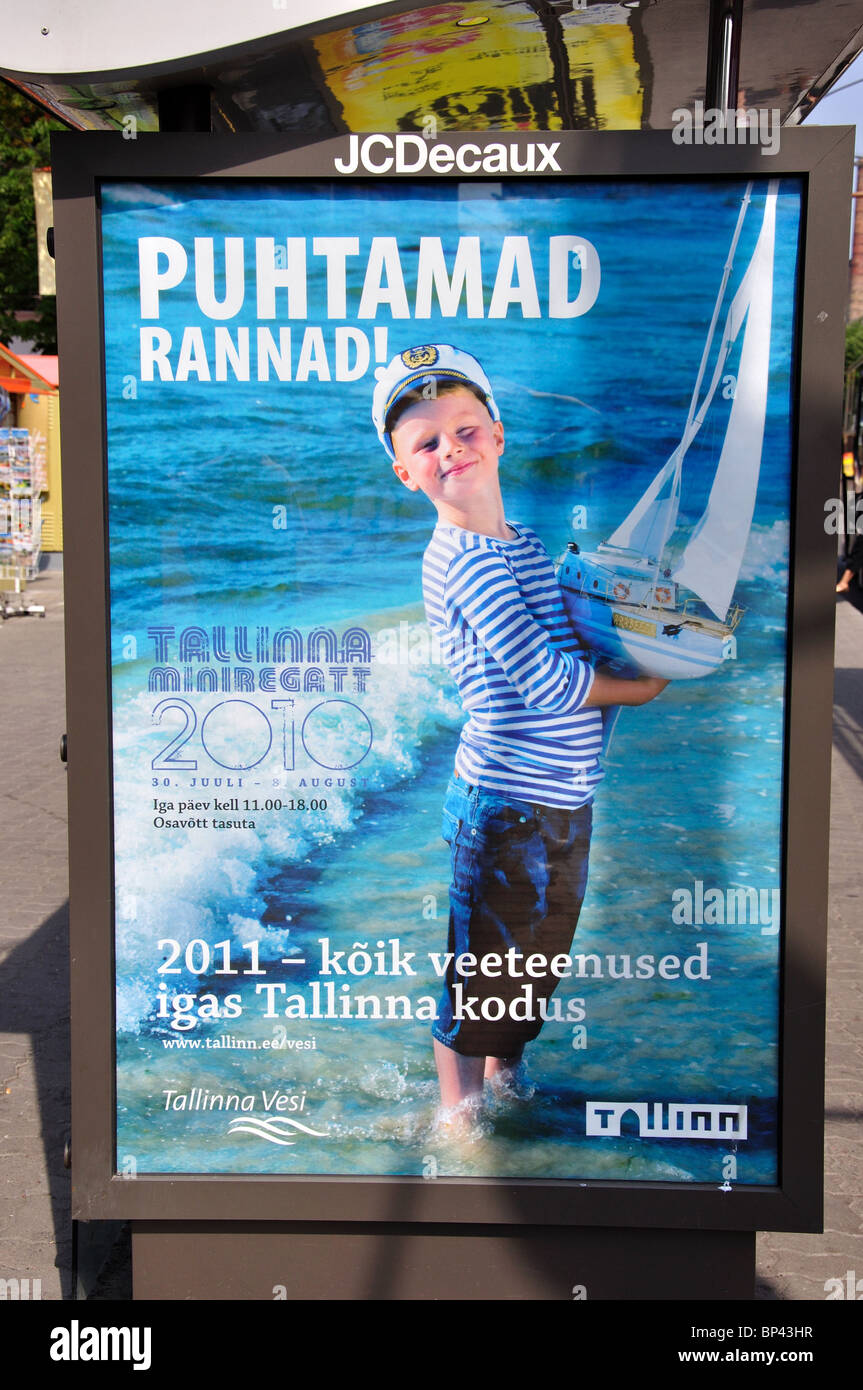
[433,1038,484,1108]
[485,1059,536,1102]
[431,1094,490,1142]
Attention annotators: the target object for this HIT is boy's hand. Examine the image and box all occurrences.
[634,675,670,702]
[585,670,670,708]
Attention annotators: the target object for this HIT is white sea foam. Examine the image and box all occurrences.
[739,519,789,585]
[113,636,455,1033]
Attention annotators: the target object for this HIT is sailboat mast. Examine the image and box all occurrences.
[606,184,757,580]
[672,181,779,620]
[681,184,753,446]
[647,183,755,591]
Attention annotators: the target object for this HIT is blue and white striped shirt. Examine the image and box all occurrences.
[423,522,604,808]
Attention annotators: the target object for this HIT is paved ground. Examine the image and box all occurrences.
[0,567,71,1299]
[756,588,863,1300]
[0,565,860,1300]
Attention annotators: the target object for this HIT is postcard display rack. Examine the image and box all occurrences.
[0,428,46,619]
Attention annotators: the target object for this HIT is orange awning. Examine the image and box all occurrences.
[0,376,45,394]
[16,354,58,388]
[0,343,58,393]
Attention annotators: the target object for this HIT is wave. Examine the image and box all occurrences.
[738,518,790,586]
[113,618,459,1033]
[226,1117,327,1146]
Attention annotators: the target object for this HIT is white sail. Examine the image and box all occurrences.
[606,446,681,558]
[607,185,755,562]
[672,183,778,619]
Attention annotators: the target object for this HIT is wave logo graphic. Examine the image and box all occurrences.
[227,1116,327,1147]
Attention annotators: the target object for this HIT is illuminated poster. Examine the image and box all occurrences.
[102,169,800,1181]
[313,2,642,134]
[314,4,564,133]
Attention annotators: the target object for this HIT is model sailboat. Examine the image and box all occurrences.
[559,180,779,680]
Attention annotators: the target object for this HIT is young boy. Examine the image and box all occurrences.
[372,344,667,1115]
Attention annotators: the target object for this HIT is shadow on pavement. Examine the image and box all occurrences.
[0,901,72,1298]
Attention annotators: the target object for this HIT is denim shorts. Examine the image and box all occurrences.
[432,775,592,1058]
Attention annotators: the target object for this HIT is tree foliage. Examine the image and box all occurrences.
[846,319,863,373]
[0,80,63,353]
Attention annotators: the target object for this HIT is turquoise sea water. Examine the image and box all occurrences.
[103,177,800,1181]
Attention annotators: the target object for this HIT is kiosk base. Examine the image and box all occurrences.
[132,1223,755,1300]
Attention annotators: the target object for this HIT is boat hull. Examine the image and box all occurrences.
[561,589,735,680]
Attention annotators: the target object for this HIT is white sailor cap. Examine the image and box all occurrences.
[372,344,500,460]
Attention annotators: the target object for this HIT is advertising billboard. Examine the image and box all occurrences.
[54,130,848,1225]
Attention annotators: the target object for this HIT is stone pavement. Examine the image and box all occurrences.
[0,567,71,1299]
[756,591,863,1300]
[0,565,860,1301]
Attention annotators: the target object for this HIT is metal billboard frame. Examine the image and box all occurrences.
[53,126,851,1233]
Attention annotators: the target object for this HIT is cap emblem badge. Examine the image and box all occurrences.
[400,345,439,369]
